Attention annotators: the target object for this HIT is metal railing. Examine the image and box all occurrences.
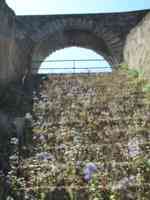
[32,59,112,74]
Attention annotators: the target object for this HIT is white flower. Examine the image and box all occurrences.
[25,113,32,121]
[10,137,18,145]
[9,155,18,161]
[6,196,15,200]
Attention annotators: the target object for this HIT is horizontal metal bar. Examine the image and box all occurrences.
[32,59,105,63]
[32,66,111,69]
[31,72,112,75]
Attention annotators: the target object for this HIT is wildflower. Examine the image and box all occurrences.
[25,113,32,121]
[9,155,18,161]
[36,152,54,161]
[39,134,46,142]
[33,135,37,140]
[6,196,14,200]
[56,144,66,150]
[10,137,19,145]
[113,175,136,190]
[128,137,140,158]
[83,162,97,182]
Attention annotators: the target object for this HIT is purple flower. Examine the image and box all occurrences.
[128,137,140,158]
[36,152,54,161]
[39,135,46,142]
[83,163,97,182]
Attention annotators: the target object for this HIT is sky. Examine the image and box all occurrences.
[6,0,150,74]
[36,47,111,74]
[6,0,150,15]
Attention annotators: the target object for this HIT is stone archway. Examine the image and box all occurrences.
[0,0,148,84]
[31,17,123,72]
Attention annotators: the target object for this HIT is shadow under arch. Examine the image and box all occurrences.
[31,29,120,73]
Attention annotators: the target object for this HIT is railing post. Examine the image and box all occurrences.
[73,60,76,74]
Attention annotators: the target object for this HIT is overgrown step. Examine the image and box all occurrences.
[9,71,150,200]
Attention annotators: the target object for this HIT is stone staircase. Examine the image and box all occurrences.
[10,72,150,199]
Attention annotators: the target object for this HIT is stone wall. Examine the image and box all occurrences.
[0,2,15,83]
[0,1,33,85]
[0,0,148,85]
[124,12,150,77]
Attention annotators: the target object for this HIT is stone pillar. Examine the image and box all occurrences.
[0,1,15,84]
[0,1,33,85]
[124,12,150,78]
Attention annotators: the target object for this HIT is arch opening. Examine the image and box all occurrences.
[31,28,119,74]
[35,47,111,74]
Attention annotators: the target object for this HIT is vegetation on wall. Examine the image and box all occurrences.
[0,66,150,199]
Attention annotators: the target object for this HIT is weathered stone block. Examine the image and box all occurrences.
[124,12,150,77]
